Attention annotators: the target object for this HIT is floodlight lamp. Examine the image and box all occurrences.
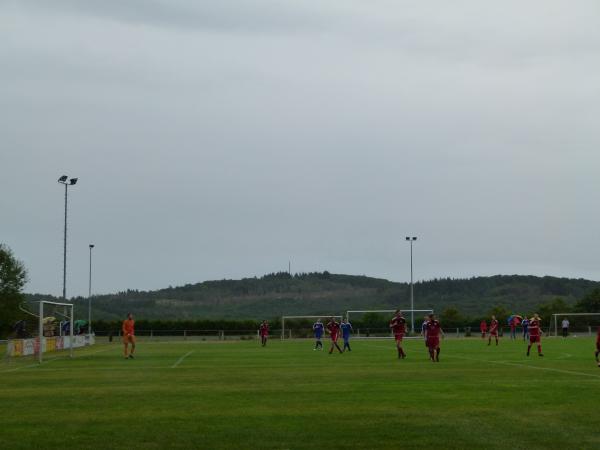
[405,237,410,240]
[69,178,78,185]
[412,237,417,241]
[89,244,95,249]
[58,175,68,183]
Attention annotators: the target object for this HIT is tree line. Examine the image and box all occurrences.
[3,243,600,338]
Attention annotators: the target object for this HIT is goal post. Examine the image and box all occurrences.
[281,315,343,340]
[346,309,433,337]
[551,313,600,337]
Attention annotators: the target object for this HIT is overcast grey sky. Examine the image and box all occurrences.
[2,0,600,297]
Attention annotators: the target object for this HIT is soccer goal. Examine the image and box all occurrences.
[6,300,75,363]
[345,309,434,338]
[280,315,343,340]
[551,313,600,337]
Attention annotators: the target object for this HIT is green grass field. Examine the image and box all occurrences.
[2,337,599,449]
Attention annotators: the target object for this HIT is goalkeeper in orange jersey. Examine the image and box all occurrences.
[122,313,136,359]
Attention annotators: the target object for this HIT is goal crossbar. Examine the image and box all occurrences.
[346,309,433,315]
[346,309,434,337]
[281,315,343,340]
[282,315,342,319]
[346,309,433,323]
[39,301,73,307]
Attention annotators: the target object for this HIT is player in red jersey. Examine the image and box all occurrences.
[480,320,488,339]
[526,313,543,357]
[488,315,499,346]
[326,317,343,354]
[389,310,407,359]
[424,313,444,362]
[259,320,269,347]
[595,326,600,365]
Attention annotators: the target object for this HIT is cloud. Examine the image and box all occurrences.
[1,0,600,297]
[12,0,336,34]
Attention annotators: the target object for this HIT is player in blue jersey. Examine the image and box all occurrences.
[313,319,324,350]
[341,319,353,352]
[521,317,529,341]
[421,315,429,345]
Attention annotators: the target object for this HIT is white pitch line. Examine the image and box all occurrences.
[1,352,70,373]
[21,366,169,372]
[171,350,194,368]
[2,362,46,373]
[368,344,599,379]
[75,346,114,358]
[1,346,114,373]
[1,355,64,373]
[449,354,600,380]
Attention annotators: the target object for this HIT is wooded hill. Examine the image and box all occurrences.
[25,272,600,321]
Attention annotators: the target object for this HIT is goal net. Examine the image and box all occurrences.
[345,309,434,338]
[6,301,95,362]
[281,315,343,340]
[550,313,600,337]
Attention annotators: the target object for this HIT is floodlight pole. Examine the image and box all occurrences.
[405,237,417,333]
[62,182,68,299]
[58,175,78,301]
[88,244,94,335]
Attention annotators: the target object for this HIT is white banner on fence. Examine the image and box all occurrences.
[6,334,95,357]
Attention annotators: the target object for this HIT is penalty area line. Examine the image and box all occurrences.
[448,354,600,380]
[1,346,114,373]
[1,355,62,373]
[171,350,194,368]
